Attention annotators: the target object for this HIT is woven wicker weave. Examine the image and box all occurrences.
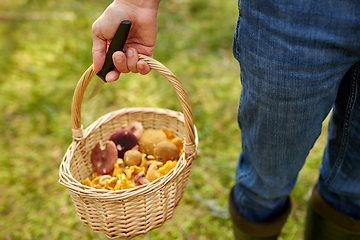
[59,54,198,239]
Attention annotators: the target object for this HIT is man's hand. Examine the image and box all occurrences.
[92,0,160,81]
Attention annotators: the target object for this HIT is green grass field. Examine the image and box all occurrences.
[0,0,328,239]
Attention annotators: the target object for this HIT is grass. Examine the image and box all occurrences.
[0,0,329,239]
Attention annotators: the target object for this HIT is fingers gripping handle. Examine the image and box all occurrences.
[96,20,131,82]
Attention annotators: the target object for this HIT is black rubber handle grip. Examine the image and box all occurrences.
[96,20,132,82]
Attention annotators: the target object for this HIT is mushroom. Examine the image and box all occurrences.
[104,177,119,190]
[119,173,136,189]
[81,177,92,187]
[145,162,163,182]
[113,158,126,178]
[109,129,139,158]
[134,172,150,185]
[158,160,178,175]
[139,129,168,155]
[124,121,144,140]
[123,149,142,166]
[161,128,175,140]
[124,165,145,179]
[153,140,179,164]
[90,176,102,189]
[99,175,112,185]
[171,137,184,153]
[139,153,163,171]
[91,140,118,174]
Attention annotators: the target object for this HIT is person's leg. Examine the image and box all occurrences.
[304,62,360,240]
[318,61,360,220]
[231,0,360,238]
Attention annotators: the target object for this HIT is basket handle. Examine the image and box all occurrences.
[71,54,197,151]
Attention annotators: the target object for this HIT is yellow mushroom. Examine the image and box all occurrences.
[99,175,112,186]
[104,177,119,190]
[140,153,162,171]
[113,158,126,178]
[90,176,102,189]
[161,128,175,140]
[171,137,184,154]
[81,177,92,187]
[124,165,145,180]
[119,173,136,189]
[158,160,178,175]
[145,162,163,182]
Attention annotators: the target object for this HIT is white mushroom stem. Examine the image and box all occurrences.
[134,172,150,185]
[99,140,106,151]
[134,172,145,182]
[139,178,150,185]
[117,144,123,151]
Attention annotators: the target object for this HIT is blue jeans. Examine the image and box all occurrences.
[232,0,360,222]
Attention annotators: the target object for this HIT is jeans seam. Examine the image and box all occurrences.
[326,62,358,188]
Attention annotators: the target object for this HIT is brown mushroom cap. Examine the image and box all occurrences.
[139,129,168,155]
[91,141,118,174]
[123,149,142,166]
[109,129,139,158]
[153,140,179,164]
[124,121,144,140]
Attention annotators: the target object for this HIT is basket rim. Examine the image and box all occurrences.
[59,107,198,200]
[83,107,186,139]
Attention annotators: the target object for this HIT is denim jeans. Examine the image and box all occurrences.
[232,0,360,222]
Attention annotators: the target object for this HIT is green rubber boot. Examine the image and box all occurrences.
[229,188,291,240]
[304,186,360,240]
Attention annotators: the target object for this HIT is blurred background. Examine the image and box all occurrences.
[0,0,328,239]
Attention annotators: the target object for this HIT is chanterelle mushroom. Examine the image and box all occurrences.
[145,162,163,182]
[139,129,167,155]
[153,140,179,164]
[91,141,118,174]
[171,137,184,153]
[109,129,138,158]
[140,153,162,171]
[119,173,136,189]
[113,158,126,178]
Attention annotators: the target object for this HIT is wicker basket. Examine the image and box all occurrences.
[59,54,198,239]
